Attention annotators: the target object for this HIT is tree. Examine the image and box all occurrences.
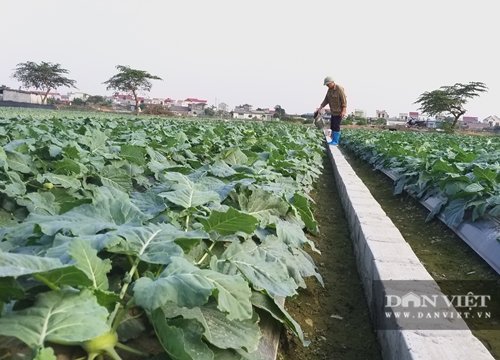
[204,106,216,117]
[273,105,286,118]
[414,82,487,129]
[104,65,162,113]
[71,98,86,106]
[86,95,112,106]
[12,61,76,104]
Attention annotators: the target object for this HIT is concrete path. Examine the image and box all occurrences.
[327,144,494,360]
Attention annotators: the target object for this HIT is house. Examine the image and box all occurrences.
[165,98,208,116]
[189,103,206,116]
[164,98,175,106]
[354,109,365,118]
[233,105,253,119]
[185,97,207,104]
[180,97,207,107]
[60,94,70,104]
[232,105,274,120]
[110,93,145,109]
[251,109,274,121]
[483,115,500,127]
[0,88,43,104]
[386,117,406,126]
[461,116,489,130]
[426,119,440,128]
[376,110,389,119]
[173,98,208,116]
[169,105,190,116]
[408,111,420,120]
[462,116,479,124]
[67,92,89,102]
[111,93,133,106]
[464,122,490,131]
[141,97,165,105]
[234,104,253,113]
[461,116,491,130]
[189,103,202,115]
[218,102,229,112]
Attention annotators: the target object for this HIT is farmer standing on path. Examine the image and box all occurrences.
[317,76,347,145]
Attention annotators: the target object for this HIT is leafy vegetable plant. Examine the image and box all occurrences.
[341,129,500,225]
[0,109,325,359]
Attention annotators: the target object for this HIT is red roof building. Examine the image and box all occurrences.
[184,98,207,103]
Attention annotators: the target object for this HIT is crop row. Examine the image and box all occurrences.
[341,129,500,225]
[0,110,325,360]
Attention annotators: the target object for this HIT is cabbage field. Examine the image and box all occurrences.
[341,129,500,226]
[0,109,325,360]
[2,108,497,360]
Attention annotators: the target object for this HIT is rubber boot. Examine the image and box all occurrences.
[328,131,341,145]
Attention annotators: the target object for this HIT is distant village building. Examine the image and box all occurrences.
[386,117,406,126]
[110,93,143,109]
[185,99,208,116]
[0,88,43,104]
[67,92,89,102]
[233,105,253,119]
[376,110,389,119]
[232,104,274,120]
[141,97,164,105]
[426,119,440,128]
[7,85,493,126]
[39,92,62,102]
[461,116,491,130]
[169,105,190,116]
[354,109,365,118]
[218,102,229,112]
[160,97,207,116]
[184,98,207,105]
[482,115,500,127]
[408,111,419,120]
[462,116,479,124]
[234,104,253,112]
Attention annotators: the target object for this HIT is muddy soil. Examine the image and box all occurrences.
[279,155,382,360]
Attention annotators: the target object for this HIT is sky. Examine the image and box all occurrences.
[1,0,498,118]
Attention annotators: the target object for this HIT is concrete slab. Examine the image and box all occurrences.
[326,143,495,360]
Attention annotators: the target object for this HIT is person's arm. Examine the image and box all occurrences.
[318,93,328,111]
